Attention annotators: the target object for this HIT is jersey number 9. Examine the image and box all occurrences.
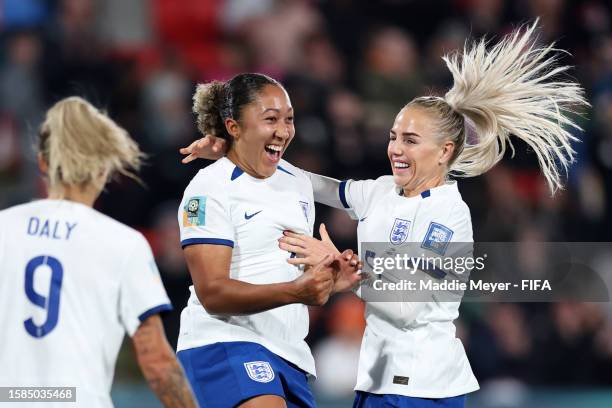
[24,255,64,338]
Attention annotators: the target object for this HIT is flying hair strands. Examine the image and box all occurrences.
[443,20,589,194]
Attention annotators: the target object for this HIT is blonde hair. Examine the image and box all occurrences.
[408,20,588,194]
[38,96,144,197]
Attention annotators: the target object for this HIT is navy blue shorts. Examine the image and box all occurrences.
[353,391,466,408]
[177,341,315,408]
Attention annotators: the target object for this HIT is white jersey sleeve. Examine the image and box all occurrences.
[179,177,235,248]
[119,233,173,336]
[303,171,382,221]
[340,179,385,220]
[303,171,344,209]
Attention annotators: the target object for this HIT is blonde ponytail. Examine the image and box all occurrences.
[39,97,144,197]
[410,20,588,194]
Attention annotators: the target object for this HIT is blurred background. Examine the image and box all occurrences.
[1,0,612,407]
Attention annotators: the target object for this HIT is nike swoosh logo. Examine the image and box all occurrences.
[359,216,368,222]
[244,210,262,220]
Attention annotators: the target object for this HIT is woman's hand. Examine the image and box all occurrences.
[334,249,363,293]
[291,255,335,306]
[279,224,363,293]
[180,134,227,163]
[280,224,339,266]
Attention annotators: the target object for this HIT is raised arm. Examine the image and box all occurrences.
[133,315,197,408]
[303,171,347,209]
[183,244,336,314]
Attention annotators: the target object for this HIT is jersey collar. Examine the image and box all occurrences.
[396,180,459,199]
[221,157,288,183]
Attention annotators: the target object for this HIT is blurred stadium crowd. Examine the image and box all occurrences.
[1,0,612,400]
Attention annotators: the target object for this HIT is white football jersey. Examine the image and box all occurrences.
[177,157,316,375]
[0,199,172,408]
[309,173,479,398]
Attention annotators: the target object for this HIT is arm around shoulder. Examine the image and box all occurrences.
[304,171,345,209]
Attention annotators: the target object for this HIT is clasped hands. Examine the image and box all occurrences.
[280,224,363,304]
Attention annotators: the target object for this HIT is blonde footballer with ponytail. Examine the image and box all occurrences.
[275,21,592,407]
[1,95,199,408]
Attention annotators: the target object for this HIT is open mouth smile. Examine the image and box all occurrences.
[265,144,283,163]
[392,160,411,170]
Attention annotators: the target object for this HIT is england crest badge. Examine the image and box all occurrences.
[389,218,411,245]
[244,361,275,383]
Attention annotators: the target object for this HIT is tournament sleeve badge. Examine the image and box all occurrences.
[183,196,207,227]
[421,222,454,255]
[389,218,411,245]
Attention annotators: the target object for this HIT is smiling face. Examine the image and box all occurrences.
[388,106,456,196]
[226,84,295,178]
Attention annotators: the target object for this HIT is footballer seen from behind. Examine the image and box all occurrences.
[0,97,197,408]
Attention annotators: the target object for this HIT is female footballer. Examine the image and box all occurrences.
[177,73,360,408]
[181,22,587,407]
[283,22,587,407]
[0,97,197,408]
